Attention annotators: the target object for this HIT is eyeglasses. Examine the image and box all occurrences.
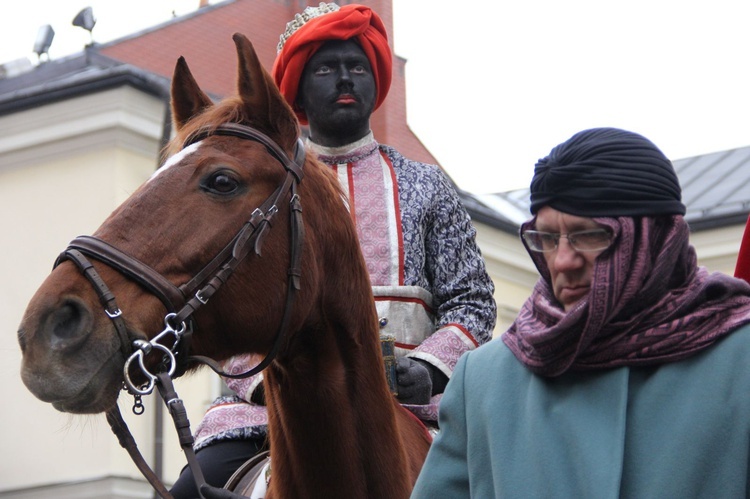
[522,228,614,253]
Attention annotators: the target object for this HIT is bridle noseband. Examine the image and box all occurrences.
[56,123,305,391]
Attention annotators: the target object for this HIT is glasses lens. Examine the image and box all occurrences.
[522,231,557,252]
[569,229,612,251]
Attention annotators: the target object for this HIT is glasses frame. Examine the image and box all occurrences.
[522,228,614,253]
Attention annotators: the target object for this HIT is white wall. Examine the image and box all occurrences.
[0,87,220,496]
[691,224,745,275]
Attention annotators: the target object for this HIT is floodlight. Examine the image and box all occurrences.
[33,25,55,59]
[72,7,96,32]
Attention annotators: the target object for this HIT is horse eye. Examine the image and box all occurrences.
[205,171,240,194]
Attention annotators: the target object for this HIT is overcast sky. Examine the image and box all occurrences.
[2,0,749,194]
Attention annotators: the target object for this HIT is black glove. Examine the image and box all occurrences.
[250,383,265,405]
[395,357,433,404]
[200,484,248,499]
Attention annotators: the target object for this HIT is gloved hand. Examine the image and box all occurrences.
[250,384,265,405]
[395,357,433,405]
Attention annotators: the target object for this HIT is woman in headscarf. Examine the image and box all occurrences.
[413,127,750,498]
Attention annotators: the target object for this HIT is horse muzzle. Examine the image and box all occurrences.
[18,285,129,413]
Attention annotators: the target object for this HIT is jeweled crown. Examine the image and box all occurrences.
[277,2,341,53]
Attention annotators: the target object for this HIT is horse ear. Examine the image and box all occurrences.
[232,33,299,146]
[171,56,214,131]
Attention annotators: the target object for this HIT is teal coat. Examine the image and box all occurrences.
[412,324,750,498]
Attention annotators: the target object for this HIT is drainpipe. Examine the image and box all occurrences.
[153,93,174,499]
[153,401,164,499]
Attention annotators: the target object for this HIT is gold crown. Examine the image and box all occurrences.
[277,2,341,53]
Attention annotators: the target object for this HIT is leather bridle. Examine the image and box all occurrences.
[53,123,306,498]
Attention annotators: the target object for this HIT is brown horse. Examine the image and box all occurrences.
[17,34,430,498]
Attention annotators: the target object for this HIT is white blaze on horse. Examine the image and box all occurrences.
[17,34,430,499]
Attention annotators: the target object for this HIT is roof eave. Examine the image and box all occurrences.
[687,211,750,232]
[0,55,171,117]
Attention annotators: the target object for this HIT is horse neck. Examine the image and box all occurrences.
[263,297,413,498]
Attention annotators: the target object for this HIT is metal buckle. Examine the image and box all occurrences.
[106,308,123,318]
[195,289,209,305]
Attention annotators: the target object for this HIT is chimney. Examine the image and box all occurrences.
[199,0,210,7]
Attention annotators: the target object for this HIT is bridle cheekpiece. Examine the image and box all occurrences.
[55,123,305,394]
[53,123,306,498]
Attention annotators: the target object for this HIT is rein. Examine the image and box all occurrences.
[54,123,306,498]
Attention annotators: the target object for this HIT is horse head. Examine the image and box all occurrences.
[17,34,367,415]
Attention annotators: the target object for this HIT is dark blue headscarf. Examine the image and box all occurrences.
[530,127,686,216]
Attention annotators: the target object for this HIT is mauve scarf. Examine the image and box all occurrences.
[503,215,750,377]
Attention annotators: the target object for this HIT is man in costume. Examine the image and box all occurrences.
[412,127,750,498]
[171,4,497,496]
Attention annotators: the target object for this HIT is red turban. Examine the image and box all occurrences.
[272,4,392,125]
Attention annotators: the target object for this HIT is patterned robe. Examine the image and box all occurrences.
[193,133,496,450]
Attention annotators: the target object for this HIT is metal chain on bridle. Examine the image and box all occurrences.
[53,123,306,498]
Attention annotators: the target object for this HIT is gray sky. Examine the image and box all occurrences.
[2,0,749,193]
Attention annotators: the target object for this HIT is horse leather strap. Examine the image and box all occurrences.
[58,122,306,381]
[174,122,305,324]
[188,180,303,380]
[106,406,174,499]
[64,236,186,311]
[155,372,208,493]
[183,123,305,183]
[288,186,304,291]
[104,373,208,499]
[57,248,137,359]
[172,172,298,327]
[58,122,306,497]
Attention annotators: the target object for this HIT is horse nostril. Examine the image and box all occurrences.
[47,299,91,349]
